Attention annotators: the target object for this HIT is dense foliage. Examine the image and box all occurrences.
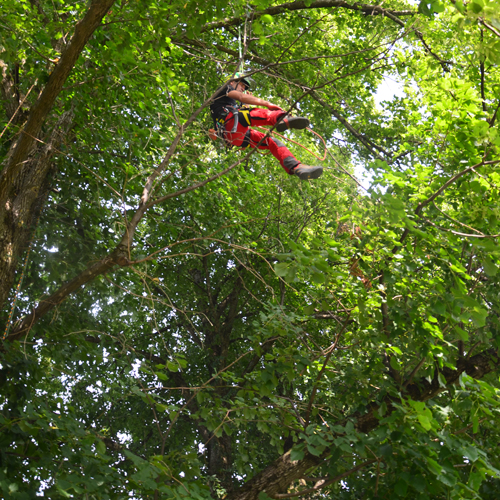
[1,0,500,498]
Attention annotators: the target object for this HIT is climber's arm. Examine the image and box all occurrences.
[227,90,284,111]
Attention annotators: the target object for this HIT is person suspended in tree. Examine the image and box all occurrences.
[210,73,323,180]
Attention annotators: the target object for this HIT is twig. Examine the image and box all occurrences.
[403,356,426,389]
[0,79,38,140]
[422,217,500,239]
[304,317,350,426]
[432,202,486,235]
[480,18,500,39]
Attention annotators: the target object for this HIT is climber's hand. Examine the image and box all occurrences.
[267,104,285,111]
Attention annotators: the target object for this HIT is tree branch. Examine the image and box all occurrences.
[0,0,115,195]
[200,0,416,33]
[273,459,377,498]
[397,159,500,249]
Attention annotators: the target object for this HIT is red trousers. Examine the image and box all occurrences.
[224,108,299,174]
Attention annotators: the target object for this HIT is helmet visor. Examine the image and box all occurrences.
[231,72,253,90]
[240,77,251,90]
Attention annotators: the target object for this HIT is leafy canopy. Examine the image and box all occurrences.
[1,0,500,499]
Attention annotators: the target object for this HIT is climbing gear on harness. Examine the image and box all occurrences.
[276,116,310,132]
[291,164,323,180]
[212,105,254,149]
[211,105,236,147]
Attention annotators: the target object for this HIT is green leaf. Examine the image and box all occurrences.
[482,258,497,277]
[166,360,179,372]
[470,307,488,327]
[470,0,483,12]
[418,1,432,18]
[462,445,479,462]
[258,493,273,500]
[378,402,388,417]
[304,304,315,315]
[394,479,408,496]
[418,414,432,430]
[96,439,106,455]
[306,444,323,456]
[468,470,484,491]
[290,446,305,461]
[427,458,443,476]
[412,475,426,492]
[379,443,392,457]
[56,483,72,498]
[472,415,480,433]
[274,262,290,277]
[455,327,469,342]
[390,356,400,371]
[389,345,402,355]
[311,272,325,284]
[438,372,447,388]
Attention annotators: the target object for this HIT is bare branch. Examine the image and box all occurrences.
[397,160,500,249]
[201,0,416,33]
[480,18,500,39]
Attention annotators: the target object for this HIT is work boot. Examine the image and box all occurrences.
[292,164,323,180]
[276,116,310,132]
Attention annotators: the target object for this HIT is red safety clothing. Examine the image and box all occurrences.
[223,108,299,175]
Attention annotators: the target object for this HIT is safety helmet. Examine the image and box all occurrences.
[230,72,254,90]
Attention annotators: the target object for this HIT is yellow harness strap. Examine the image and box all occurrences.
[239,108,252,126]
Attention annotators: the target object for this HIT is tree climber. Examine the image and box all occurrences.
[210,74,323,180]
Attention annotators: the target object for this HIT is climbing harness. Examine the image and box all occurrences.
[211,105,252,150]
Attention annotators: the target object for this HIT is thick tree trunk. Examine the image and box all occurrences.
[0,109,74,318]
[208,433,235,495]
[0,0,115,314]
[225,450,322,500]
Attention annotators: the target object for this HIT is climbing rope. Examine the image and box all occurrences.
[209,123,329,161]
[250,125,366,189]
[238,25,243,68]
[270,126,328,162]
[252,125,328,161]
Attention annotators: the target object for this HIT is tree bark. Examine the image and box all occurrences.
[225,450,322,500]
[0,0,115,314]
[0,109,74,320]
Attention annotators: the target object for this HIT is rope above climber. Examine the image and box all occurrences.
[209,73,323,180]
